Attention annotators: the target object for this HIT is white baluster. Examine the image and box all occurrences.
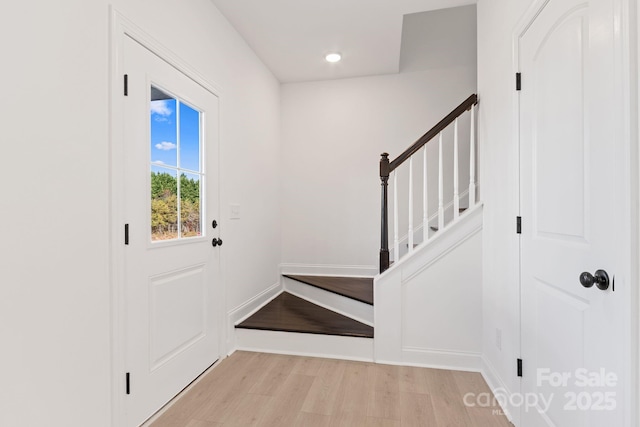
[453,118,460,220]
[408,157,414,252]
[469,104,476,207]
[393,170,399,261]
[438,132,444,231]
[422,146,428,242]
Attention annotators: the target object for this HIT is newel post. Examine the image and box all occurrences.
[380,153,390,273]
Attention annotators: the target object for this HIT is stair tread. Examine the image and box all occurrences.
[430,207,469,232]
[283,274,374,305]
[236,292,374,338]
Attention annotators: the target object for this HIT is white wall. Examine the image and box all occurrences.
[476,0,533,422]
[400,4,477,72]
[280,66,476,269]
[0,1,112,425]
[0,1,281,426]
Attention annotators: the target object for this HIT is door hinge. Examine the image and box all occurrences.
[125,224,130,245]
[516,216,522,234]
[124,74,129,96]
[516,73,522,91]
[126,372,131,394]
[517,359,523,377]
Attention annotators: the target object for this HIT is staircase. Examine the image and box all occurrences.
[235,275,376,361]
[234,94,480,364]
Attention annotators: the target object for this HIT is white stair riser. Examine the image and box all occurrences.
[235,329,374,362]
[282,276,374,326]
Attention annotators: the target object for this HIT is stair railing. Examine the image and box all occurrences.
[379,94,478,273]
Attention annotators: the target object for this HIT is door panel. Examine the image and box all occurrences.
[532,11,587,240]
[520,0,625,426]
[123,36,221,427]
[149,265,207,370]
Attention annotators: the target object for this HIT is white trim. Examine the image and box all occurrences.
[226,282,282,354]
[109,9,126,426]
[109,8,225,426]
[481,356,516,424]
[280,263,377,278]
[283,279,374,326]
[635,1,640,424]
[229,283,282,325]
[400,347,482,372]
[235,329,374,362]
[116,14,223,97]
[617,1,639,424]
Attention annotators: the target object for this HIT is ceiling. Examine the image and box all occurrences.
[211,0,477,83]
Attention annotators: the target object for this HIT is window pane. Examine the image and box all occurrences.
[180,173,201,238]
[151,166,178,241]
[150,87,177,168]
[179,102,201,172]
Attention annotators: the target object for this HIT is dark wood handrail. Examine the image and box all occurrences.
[388,94,478,172]
[379,94,478,273]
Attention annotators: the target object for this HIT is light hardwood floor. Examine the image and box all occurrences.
[149,351,512,427]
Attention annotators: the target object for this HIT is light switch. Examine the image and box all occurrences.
[230,204,240,219]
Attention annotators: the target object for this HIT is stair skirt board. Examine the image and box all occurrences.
[235,329,374,362]
[283,275,373,305]
[236,292,373,338]
[279,263,378,278]
[283,277,374,326]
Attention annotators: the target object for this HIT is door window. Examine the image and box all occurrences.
[150,86,203,241]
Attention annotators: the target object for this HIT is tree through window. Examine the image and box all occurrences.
[150,86,203,241]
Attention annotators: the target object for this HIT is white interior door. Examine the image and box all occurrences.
[123,36,221,426]
[519,0,628,425]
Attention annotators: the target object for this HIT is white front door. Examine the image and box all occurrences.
[519,0,628,425]
[123,36,222,426]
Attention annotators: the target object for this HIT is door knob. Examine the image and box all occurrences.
[212,238,223,247]
[579,270,610,291]
[212,220,218,229]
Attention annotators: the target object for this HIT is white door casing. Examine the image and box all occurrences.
[519,0,631,426]
[122,36,222,427]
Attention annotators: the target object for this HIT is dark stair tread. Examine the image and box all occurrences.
[283,274,374,305]
[236,292,374,338]
[430,207,468,232]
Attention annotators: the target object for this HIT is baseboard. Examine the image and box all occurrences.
[226,282,282,353]
[280,263,377,278]
[481,356,517,425]
[235,329,374,362]
[393,347,482,372]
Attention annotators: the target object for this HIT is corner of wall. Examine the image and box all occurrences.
[225,281,282,357]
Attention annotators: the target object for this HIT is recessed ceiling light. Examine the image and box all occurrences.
[325,53,342,63]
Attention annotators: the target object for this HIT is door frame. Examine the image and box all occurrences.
[512,0,638,425]
[108,8,226,426]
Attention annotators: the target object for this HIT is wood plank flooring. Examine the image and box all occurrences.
[236,293,374,338]
[149,351,512,427]
[283,275,374,305]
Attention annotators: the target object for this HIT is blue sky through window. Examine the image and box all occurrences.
[150,98,200,172]
[179,103,200,171]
